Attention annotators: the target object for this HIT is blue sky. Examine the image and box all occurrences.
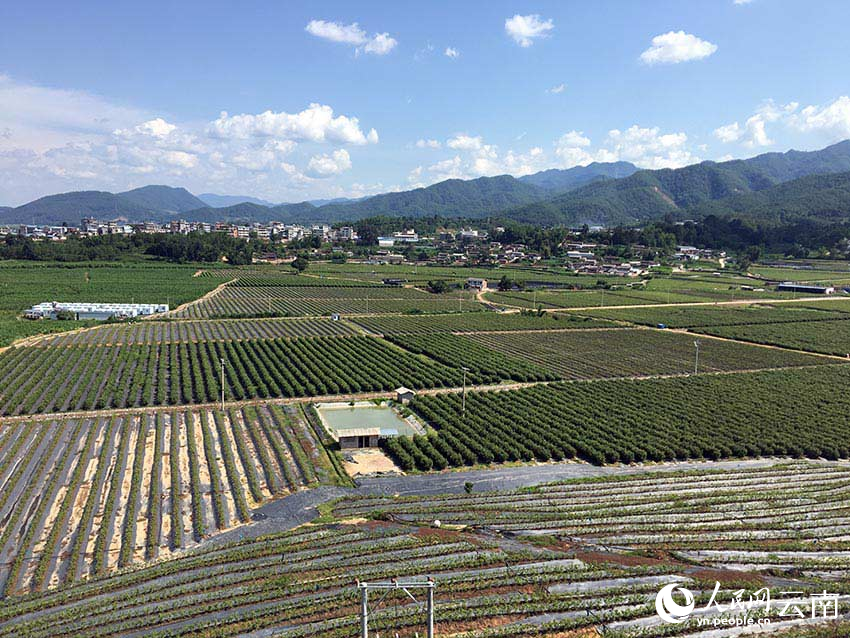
[1,0,849,205]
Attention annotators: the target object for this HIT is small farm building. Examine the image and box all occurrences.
[395,387,416,404]
[776,283,835,295]
[466,277,488,291]
[338,427,381,449]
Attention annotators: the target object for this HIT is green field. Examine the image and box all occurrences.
[465,328,826,379]
[570,300,850,328]
[0,262,220,346]
[699,319,850,356]
[352,311,613,334]
[395,365,850,468]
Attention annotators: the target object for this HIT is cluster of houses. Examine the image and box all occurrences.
[4,218,359,244]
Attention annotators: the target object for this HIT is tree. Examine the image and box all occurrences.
[497,275,514,291]
[427,279,449,294]
[291,255,309,272]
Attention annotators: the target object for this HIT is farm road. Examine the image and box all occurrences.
[210,458,785,545]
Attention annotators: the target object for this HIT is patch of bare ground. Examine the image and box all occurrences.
[439,614,529,634]
[344,448,401,477]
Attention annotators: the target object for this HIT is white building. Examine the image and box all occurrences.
[25,302,169,320]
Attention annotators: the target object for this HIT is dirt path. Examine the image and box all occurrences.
[157,279,235,319]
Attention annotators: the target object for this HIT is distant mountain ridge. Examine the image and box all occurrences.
[2,141,850,227]
[501,140,850,226]
[197,193,277,208]
[119,185,206,213]
[519,161,638,191]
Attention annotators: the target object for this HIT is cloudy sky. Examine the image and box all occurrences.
[1,0,849,206]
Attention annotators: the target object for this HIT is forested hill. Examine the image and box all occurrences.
[501,140,850,226]
[690,170,850,223]
[518,161,637,191]
[118,185,206,212]
[302,175,548,222]
[4,140,850,227]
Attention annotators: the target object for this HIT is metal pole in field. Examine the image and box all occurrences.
[693,340,700,374]
[220,358,225,411]
[426,579,435,638]
[461,367,469,415]
[359,581,368,638]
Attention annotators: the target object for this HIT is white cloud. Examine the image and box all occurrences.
[446,134,483,150]
[733,0,754,4]
[305,20,368,45]
[713,122,743,143]
[554,130,594,167]
[716,96,850,149]
[0,73,149,152]
[306,149,352,177]
[207,104,378,145]
[122,118,177,139]
[416,139,441,149]
[505,14,554,47]
[639,31,718,65]
[548,83,566,94]
[362,33,397,55]
[789,96,850,141]
[444,47,459,59]
[604,125,695,168]
[162,150,198,168]
[558,130,591,147]
[0,74,383,204]
[305,19,397,55]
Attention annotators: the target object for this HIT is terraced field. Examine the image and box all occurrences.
[29,317,362,347]
[3,462,849,637]
[0,404,340,596]
[0,336,464,415]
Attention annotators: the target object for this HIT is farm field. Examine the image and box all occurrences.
[29,316,363,347]
[352,311,614,334]
[391,365,850,469]
[750,264,850,283]
[0,262,220,347]
[3,461,849,637]
[309,262,626,287]
[570,300,850,328]
[698,320,850,357]
[175,282,484,318]
[465,328,826,379]
[386,333,559,384]
[0,336,465,415]
[0,404,339,596]
[483,289,698,309]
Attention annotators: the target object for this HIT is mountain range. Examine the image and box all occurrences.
[3,140,850,228]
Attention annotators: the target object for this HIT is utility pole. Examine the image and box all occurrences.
[220,358,226,411]
[360,582,369,638]
[357,579,435,638]
[461,366,469,415]
[693,340,700,375]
